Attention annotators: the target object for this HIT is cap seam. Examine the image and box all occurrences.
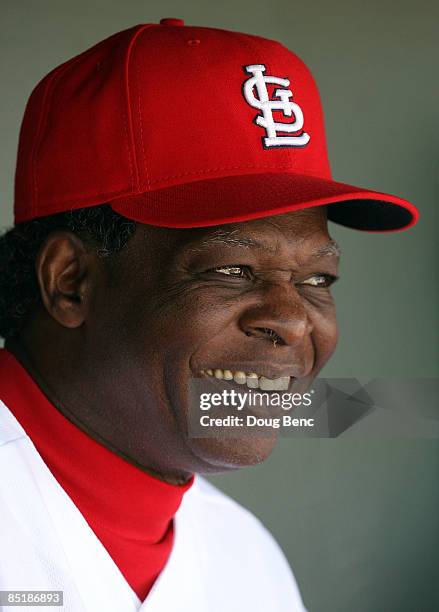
[135,46,149,191]
[20,166,332,210]
[124,24,155,192]
[32,47,103,218]
[21,164,292,208]
[147,163,293,184]
[30,66,66,218]
[21,186,132,211]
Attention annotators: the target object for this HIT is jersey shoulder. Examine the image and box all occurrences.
[188,475,287,556]
[182,475,307,610]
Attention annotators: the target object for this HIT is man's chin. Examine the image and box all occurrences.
[187,433,279,472]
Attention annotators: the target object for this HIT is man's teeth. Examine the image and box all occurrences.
[201,369,290,390]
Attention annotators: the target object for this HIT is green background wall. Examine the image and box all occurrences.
[1,1,438,610]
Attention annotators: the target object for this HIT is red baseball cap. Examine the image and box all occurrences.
[14,19,419,231]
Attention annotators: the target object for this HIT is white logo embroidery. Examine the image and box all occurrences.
[242,64,310,149]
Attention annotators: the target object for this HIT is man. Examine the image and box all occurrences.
[0,18,417,611]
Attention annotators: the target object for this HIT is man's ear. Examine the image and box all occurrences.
[35,230,96,329]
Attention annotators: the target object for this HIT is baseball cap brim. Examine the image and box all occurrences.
[110,172,418,232]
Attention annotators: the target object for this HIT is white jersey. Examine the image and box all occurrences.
[0,400,307,611]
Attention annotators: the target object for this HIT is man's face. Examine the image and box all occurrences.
[76,206,339,476]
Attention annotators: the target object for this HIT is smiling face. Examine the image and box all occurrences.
[16,206,340,483]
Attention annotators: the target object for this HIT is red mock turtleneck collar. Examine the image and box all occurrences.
[0,348,194,601]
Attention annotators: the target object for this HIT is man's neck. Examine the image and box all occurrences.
[5,337,191,486]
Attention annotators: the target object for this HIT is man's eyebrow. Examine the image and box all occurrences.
[188,229,277,253]
[311,240,341,259]
[187,230,341,258]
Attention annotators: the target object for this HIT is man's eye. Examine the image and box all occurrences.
[209,265,250,278]
[300,274,338,288]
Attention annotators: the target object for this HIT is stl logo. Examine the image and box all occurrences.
[242,64,310,149]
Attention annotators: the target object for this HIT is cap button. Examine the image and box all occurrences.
[160,18,185,26]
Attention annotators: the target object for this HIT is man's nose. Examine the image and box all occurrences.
[238,282,313,348]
